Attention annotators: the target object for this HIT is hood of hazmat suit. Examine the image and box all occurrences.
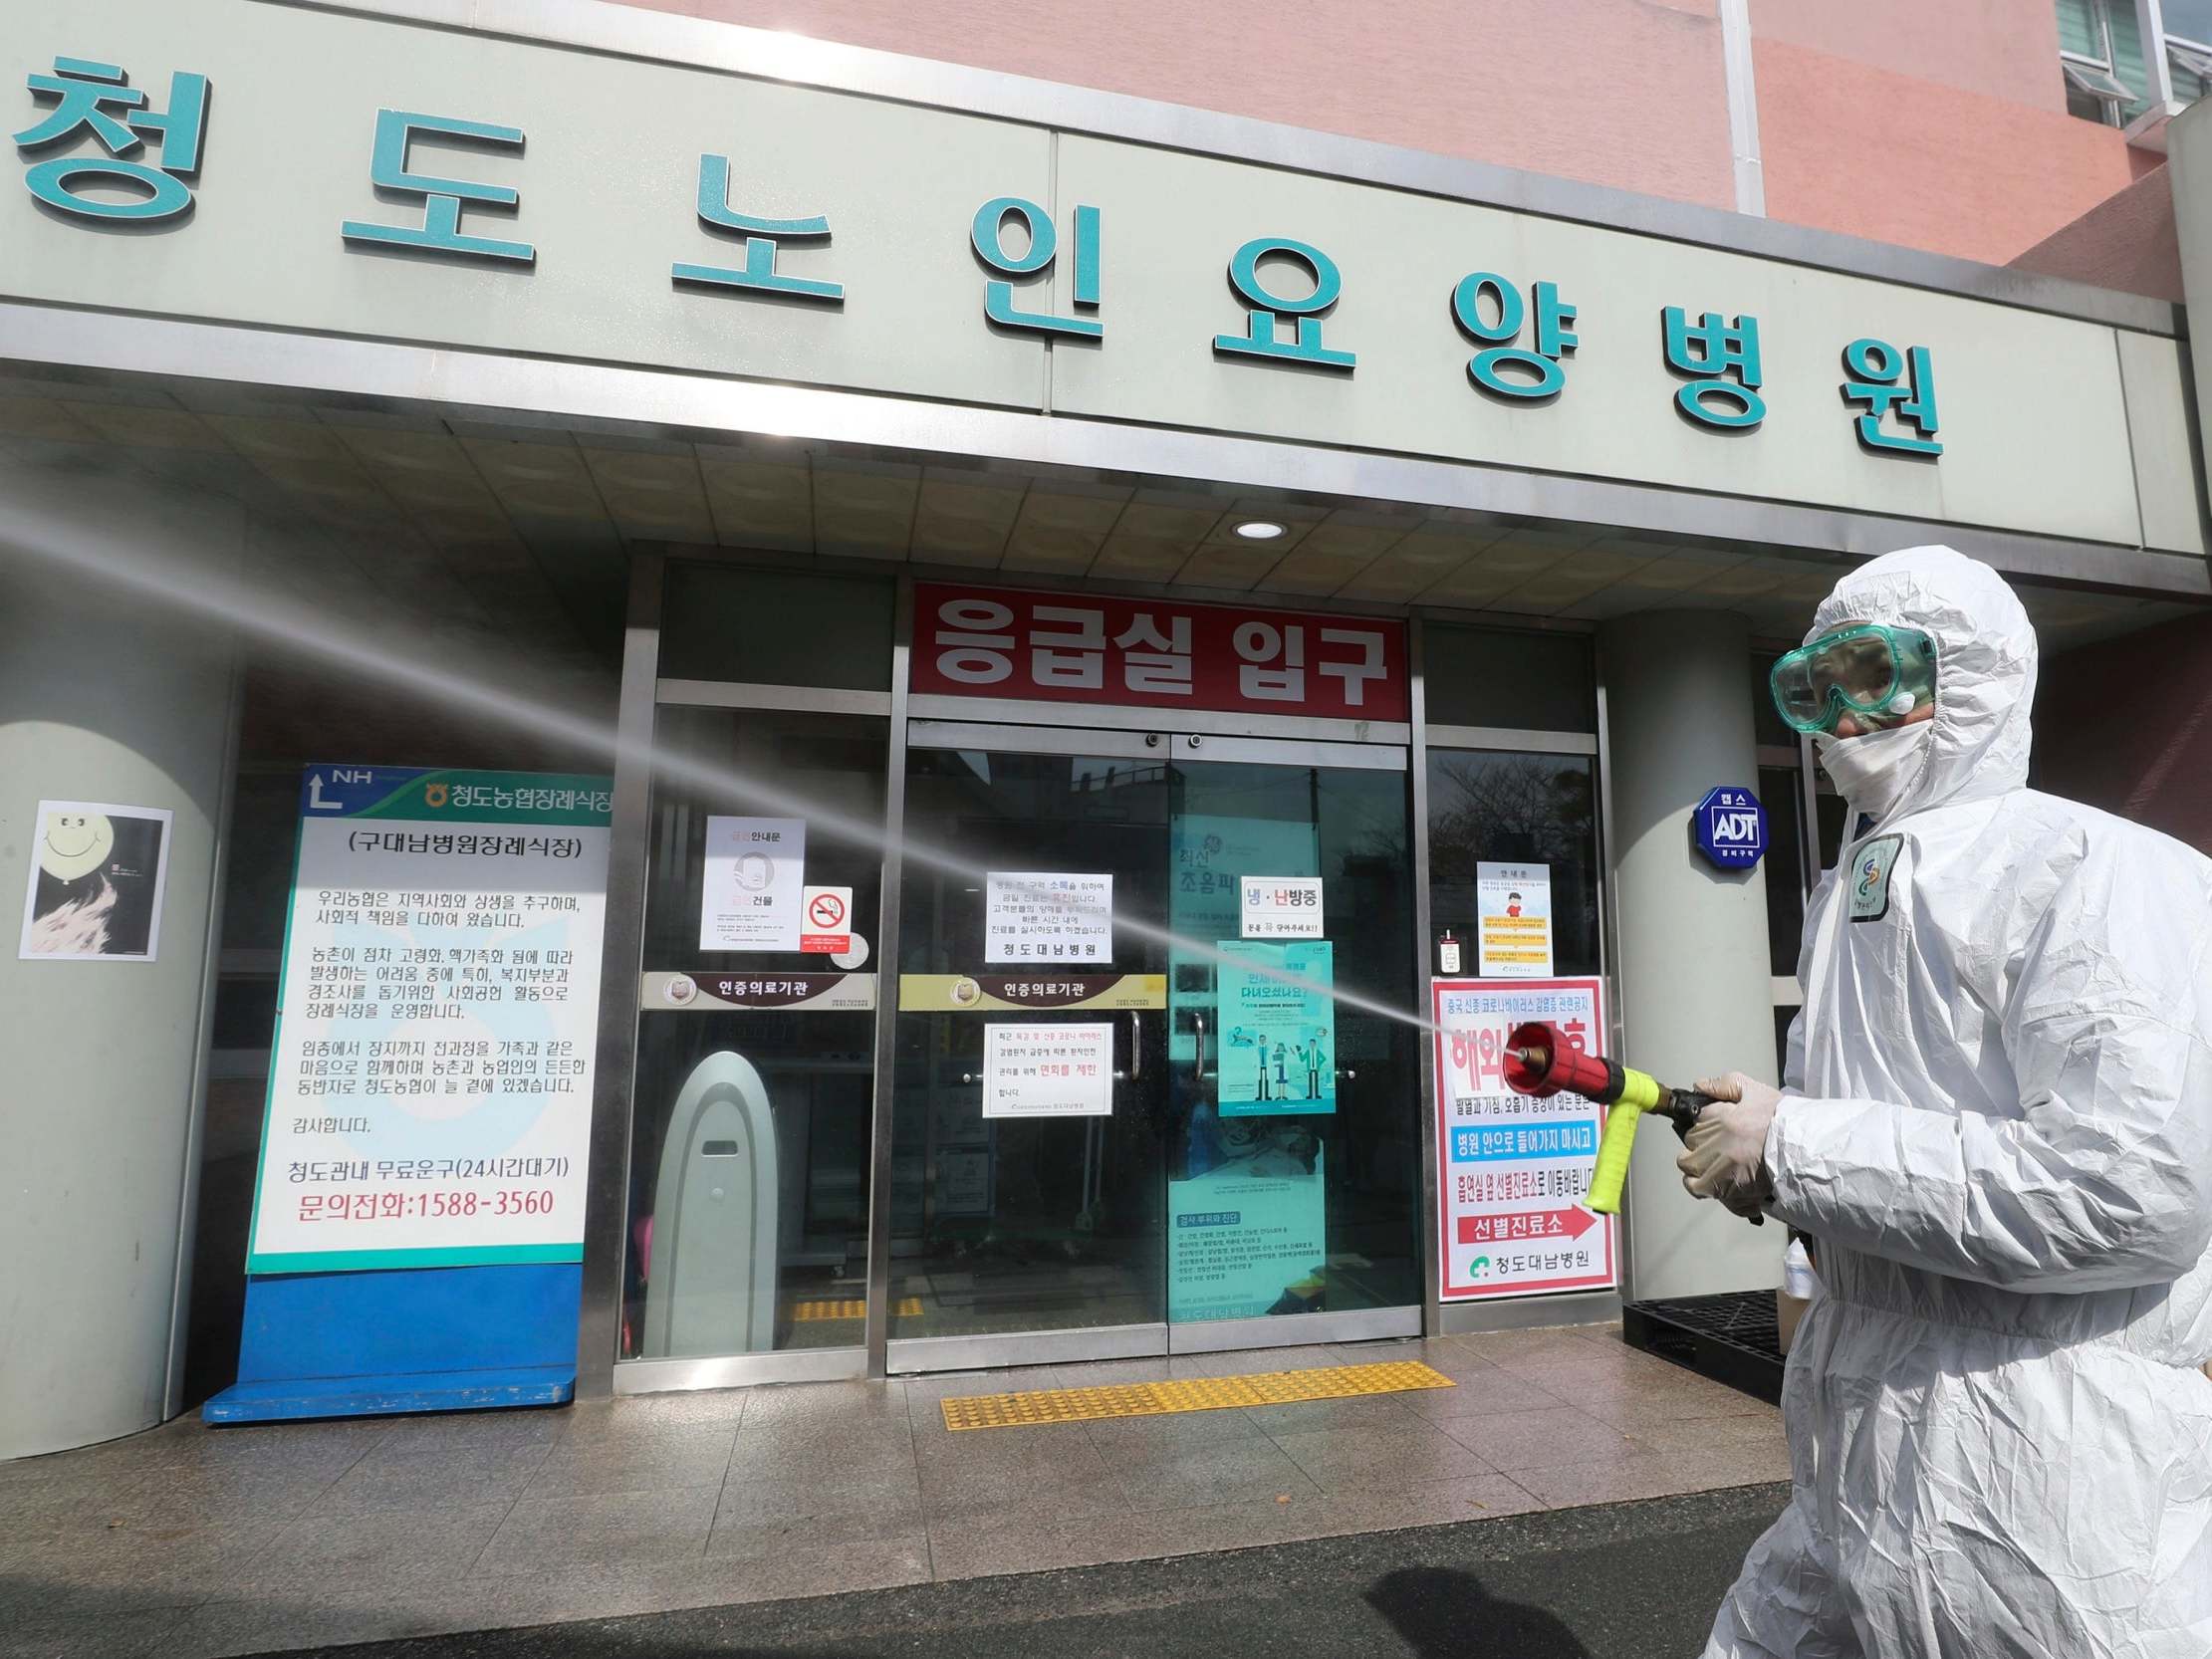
[1705,547,2212,1659]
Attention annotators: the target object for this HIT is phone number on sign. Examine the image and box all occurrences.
[296,1189,556,1222]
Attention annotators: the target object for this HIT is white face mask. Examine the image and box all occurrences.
[1816,720,1934,823]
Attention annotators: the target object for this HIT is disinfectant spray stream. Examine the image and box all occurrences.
[0,499,1438,1035]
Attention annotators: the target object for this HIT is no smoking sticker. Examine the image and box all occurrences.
[802,885,854,955]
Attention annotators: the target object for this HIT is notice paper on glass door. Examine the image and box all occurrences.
[985,871,1112,963]
[1239,874,1323,937]
[981,1022,1113,1117]
[1476,860,1553,977]
[700,816,805,951]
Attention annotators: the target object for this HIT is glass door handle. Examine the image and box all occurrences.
[1127,1009,1141,1079]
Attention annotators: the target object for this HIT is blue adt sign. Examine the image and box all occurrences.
[1694,786,1767,870]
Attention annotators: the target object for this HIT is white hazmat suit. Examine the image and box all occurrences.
[1705,546,2212,1657]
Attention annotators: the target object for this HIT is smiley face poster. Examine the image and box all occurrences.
[18,800,172,962]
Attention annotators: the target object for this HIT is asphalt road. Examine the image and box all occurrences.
[263,1483,1787,1659]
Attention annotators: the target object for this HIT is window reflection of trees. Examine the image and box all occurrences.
[1426,752,1600,974]
[1431,755,1595,869]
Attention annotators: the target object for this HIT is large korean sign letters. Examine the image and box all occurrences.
[911,583,1410,721]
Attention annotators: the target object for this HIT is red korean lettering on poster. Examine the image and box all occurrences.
[910,584,1410,721]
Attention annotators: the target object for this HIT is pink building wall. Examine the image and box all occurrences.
[638,0,2158,269]
[1753,38,2150,266]
[2036,615,2212,856]
[1751,0,2070,113]
[2012,165,2182,299]
[651,0,1740,207]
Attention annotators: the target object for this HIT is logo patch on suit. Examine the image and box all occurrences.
[1848,834,1903,922]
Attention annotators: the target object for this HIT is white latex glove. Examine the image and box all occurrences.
[1677,1072,1781,1204]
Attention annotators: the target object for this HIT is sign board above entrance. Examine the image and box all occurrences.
[2,0,2198,560]
[912,584,1410,720]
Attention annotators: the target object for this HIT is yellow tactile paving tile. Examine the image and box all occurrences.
[939,1359,1455,1430]
[788,1297,925,1322]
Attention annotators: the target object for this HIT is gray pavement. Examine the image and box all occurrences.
[249,1484,1787,1658]
[2,1325,1788,1658]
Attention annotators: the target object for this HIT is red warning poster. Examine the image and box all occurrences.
[1431,977,1616,1300]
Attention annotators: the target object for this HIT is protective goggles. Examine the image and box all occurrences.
[1769,622,1937,735]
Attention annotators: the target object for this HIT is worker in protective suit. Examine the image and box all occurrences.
[1682,545,2212,1657]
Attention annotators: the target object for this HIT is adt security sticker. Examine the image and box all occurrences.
[1693,786,1767,870]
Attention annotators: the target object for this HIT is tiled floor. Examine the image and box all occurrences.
[0,1324,1789,1659]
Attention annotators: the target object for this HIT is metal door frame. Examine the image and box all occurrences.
[579,569,1626,1394]
[905,720,1406,772]
[884,715,1420,1376]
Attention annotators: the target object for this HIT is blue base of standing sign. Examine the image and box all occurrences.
[205,1263,581,1426]
[203,1366,574,1424]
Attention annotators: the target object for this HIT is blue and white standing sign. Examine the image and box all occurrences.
[209,765,612,1425]
[247,766,613,1272]
[1693,786,1767,870]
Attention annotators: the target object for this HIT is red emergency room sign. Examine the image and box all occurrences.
[910,583,1410,721]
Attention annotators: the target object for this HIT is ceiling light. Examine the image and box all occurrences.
[1234,520,1286,541]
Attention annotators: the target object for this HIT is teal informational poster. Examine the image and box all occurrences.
[1167,1143,1327,1322]
[1168,811,1317,1068]
[1215,939,1336,1116]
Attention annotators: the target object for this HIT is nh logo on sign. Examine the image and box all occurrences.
[1693,786,1767,870]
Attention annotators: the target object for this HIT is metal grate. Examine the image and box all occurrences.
[1639,1291,1782,1351]
[1622,1290,1787,1404]
[939,1360,1455,1430]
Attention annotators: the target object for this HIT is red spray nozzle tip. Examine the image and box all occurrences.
[1503,1020,1620,1103]
[1503,1021,1562,1096]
